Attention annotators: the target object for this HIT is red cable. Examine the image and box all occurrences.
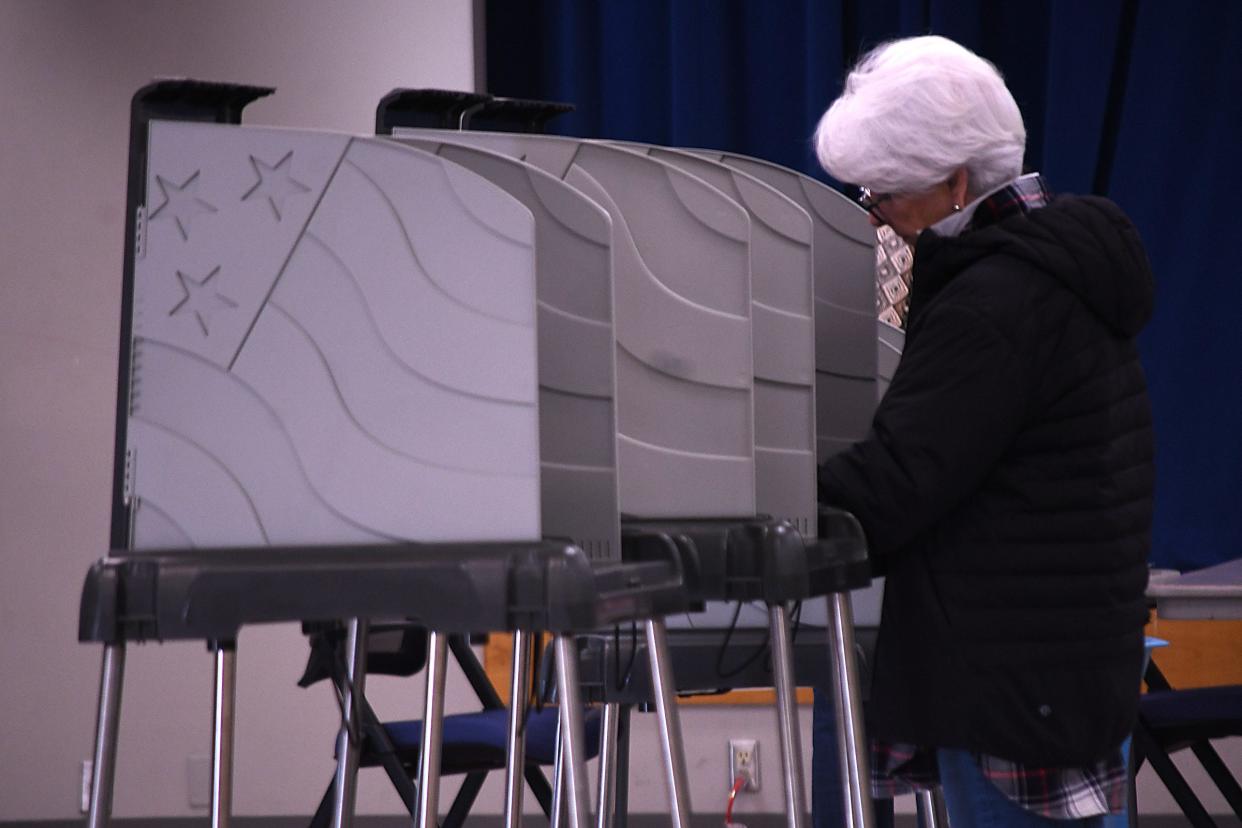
[725,775,746,825]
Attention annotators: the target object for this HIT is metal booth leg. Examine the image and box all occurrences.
[331,619,370,828]
[504,630,534,828]
[210,641,238,828]
[416,630,449,828]
[915,786,948,828]
[550,714,566,828]
[825,592,874,828]
[554,634,591,828]
[613,705,632,828]
[596,703,622,828]
[86,643,127,828]
[768,603,808,828]
[643,618,692,828]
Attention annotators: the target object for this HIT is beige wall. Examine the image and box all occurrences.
[0,0,475,819]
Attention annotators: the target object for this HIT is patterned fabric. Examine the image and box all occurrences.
[874,174,1051,329]
[868,173,1129,820]
[870,740,1129,820]
[966,172,1053,232]
[875,224,913,329]
[928,171,1051,239]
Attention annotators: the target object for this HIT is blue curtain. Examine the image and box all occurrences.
[486,0,1242,571]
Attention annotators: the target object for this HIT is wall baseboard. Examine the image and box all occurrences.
[5,815,1234,828]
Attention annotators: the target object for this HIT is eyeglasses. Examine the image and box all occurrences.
[857,187,893,218]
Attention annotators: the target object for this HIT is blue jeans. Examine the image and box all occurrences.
[937,747,1104,827]
[814,687,1111,827]
[812,686,895,828]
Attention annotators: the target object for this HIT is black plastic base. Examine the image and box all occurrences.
[621,509,871,605]
[79,540,688,645]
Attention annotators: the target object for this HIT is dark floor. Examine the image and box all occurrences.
[8,816,1240,828]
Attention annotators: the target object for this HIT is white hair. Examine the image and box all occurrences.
[813,36,1026,197]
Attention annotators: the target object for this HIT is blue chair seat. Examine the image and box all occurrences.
[1140,685,1242,747]
[1130,668,1242,827]
[372,707,603,775]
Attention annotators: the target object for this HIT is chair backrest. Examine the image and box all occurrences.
[299,621,429,685]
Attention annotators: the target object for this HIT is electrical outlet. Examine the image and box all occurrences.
[728,738,760,791]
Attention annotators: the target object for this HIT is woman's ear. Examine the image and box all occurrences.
[949,167,971,207]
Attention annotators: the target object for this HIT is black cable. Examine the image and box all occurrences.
[533,635,549,711]
[714,600,772,679]
[612,620,639,692]
[521,635,544,728]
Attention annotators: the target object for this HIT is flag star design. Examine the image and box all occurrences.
[241,151,311,221]
[149,171,217,240]
[168,266,238,336]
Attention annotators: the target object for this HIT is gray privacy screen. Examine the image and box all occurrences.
[684,150,877,463]
[391,136,622,561]
[604,142,818,540]
[395,128,758,520]
[126,121,541,548]
[677,149,886,629]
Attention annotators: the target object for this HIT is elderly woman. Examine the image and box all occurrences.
[812,36,1154,827]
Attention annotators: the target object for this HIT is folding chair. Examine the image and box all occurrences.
[1129,660,1242,827]
[299,628,605,828]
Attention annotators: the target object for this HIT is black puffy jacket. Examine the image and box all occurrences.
[818,195,1155,765]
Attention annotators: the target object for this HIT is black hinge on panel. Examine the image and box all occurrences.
[375,88,575,136]
[470,96,575,134]
[109,80,274,551]
[375,88,494,134]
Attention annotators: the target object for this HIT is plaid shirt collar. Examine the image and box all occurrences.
[929,172,1051,238]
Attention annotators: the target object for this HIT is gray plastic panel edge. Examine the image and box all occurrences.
[395,128,758,519]
[877,320,905,402]
[391,136,623,562]
[131,122,542,547]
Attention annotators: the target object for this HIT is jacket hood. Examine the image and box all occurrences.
[917,195,1155,337]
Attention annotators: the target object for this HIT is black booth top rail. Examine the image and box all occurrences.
[79,540,687,645]
[620,510,871,605]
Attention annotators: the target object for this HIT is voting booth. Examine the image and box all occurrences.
[384,122,877,824]
[80,82,691,828]
[80,82,883,828]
